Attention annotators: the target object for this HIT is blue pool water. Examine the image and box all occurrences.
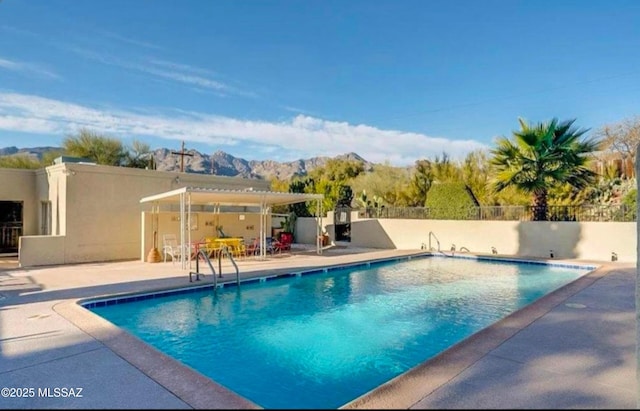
[88,256,593,409]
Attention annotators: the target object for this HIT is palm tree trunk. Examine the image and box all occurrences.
[532,189,548,221]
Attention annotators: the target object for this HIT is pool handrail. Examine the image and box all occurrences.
[428,231,440,252]
[189,249,218,285]
[218,245,240,286]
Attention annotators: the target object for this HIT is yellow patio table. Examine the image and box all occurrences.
[213,238,244,257]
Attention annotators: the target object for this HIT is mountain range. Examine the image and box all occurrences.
[0,146,373,180]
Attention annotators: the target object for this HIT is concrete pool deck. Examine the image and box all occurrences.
[0,247,636,409]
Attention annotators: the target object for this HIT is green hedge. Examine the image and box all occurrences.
[425,182,480,220]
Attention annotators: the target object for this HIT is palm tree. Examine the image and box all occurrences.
[491,118,601,221]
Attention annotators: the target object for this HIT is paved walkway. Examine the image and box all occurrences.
[0,248,636,409]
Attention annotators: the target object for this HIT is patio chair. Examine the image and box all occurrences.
[265,236,278,255]
[219,238,244,259]
[253,237,277,256]
[201,237,222,260]
[244,237,260,258]
[162,234,182,263]
[275,233,292,253]
[227,238,245,259]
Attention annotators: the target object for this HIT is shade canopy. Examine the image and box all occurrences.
[140,186,323,207]
[140,186,324,269]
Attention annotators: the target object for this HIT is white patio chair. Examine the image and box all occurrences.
[162,234,183,263]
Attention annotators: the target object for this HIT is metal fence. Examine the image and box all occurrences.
[356,204,637,222]
[0,223,22,253]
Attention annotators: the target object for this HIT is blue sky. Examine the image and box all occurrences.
[1,0,639,165]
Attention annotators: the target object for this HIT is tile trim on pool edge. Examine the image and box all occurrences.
[340,262,614,409]
[79,253,598,309]
[53,299,262,409]
[57,252,609,410]
[80,253,426,307]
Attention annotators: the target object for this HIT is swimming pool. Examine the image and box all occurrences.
[86,255,594,409]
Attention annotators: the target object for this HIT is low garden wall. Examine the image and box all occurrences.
[297,212,636,263]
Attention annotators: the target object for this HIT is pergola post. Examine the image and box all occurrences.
[187,191,192,269]
[316,198,322,255]
[259,199,266,260]
[179,192,186,270]
[635,142,640,408]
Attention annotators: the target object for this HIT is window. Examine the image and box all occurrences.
[41,201,52,235]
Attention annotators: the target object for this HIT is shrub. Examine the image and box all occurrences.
[425,182,479,220]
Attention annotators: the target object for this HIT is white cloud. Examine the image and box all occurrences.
[0,92,488,165]
[0,58,20,70]
[142,64,228,92]
[0,115,60,134]
[148,59,218,77]
[0,57,60,80]
[67,47,253,97]
[0,25,39,38]
[99,30,163,51]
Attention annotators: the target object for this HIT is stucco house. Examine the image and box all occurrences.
[0,158,284,267]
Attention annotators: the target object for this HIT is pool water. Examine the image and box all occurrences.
[89,256,592,409]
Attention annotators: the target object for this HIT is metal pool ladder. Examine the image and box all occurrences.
[189,249,217,283]
[428,231,441,252]
[189,245,240,287]
[428,231,455,257]
[218,245,240,287]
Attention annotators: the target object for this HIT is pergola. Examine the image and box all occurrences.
[140,186,324,269]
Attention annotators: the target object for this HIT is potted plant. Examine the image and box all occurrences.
[279,212,296,244]
[319,230,330,247]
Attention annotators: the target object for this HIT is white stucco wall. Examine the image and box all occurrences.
[346,211,635,262]
[19,163,270,267]
[296,214,334,245]
[19,235,66,266]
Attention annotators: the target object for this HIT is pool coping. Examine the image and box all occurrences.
[53,252,605,409]
[340,259,610,409]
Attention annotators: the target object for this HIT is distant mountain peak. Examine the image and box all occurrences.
[1,145,372,180]
[337,152,367,162]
